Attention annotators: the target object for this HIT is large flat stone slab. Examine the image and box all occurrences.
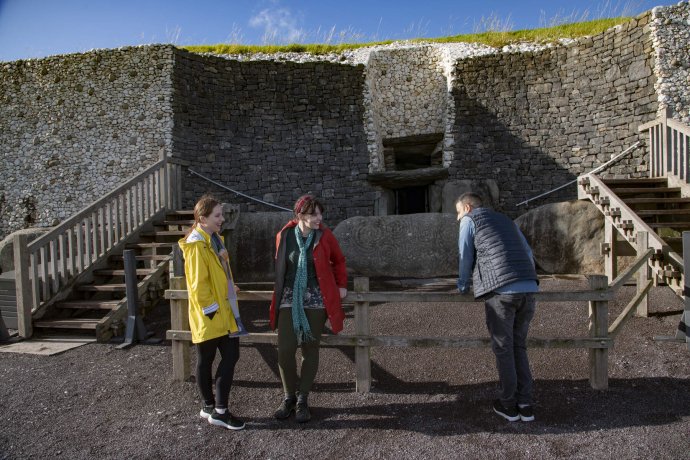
[334,213,458,278]
[0,335,95,355]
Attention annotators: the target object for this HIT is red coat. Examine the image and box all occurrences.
[269,220,348,333]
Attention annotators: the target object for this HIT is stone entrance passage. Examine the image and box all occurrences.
[395,185,429,214]
[368,133,447,214]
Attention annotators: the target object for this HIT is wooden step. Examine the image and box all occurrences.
[636,209,690,216]
[141,231,186,237]
[76,284,127,292]
[610,187,681,195]
[603,178,668,186]
[125,242,174,249]
[94,269,156,276]
[157,220,194,226]
[34,319,100,330]
[166,210,194,216]
[647,222,690,230]
[110,254,170,261]
[56,300,121,310]
[624,197,690,205]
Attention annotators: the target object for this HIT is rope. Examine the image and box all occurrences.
[188,168,291,212]
[516,141,641,207]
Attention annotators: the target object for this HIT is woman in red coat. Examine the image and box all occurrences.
[269,194,347,423]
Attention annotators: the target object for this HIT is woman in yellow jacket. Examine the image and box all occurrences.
[179,195,246,431]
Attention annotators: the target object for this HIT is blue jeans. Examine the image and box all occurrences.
[484,292,536,407]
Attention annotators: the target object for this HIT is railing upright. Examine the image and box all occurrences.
[642,107,690,182]
[13,235,32,338]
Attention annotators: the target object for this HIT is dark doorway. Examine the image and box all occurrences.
[395,186,428,214]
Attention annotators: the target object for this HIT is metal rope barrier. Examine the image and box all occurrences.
[188,168,292,211]
[516,141,641,207]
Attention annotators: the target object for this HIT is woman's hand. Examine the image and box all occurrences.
[218,248,230,262]
[234,285,241,293]
[339,287,347,299]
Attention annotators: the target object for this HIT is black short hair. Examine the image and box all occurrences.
[455,192,483,208]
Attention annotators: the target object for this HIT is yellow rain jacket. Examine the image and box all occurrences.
[178,227,238,343]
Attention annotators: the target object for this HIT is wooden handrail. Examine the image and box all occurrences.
[667,117,690,137]
[640,107,690,181]
[29,159,165,250]
[15,154,186,321]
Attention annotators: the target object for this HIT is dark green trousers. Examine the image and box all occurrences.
[277,307,326,395]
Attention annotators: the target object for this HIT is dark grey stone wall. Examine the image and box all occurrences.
[450,14,657,214]
[171,49,376,225]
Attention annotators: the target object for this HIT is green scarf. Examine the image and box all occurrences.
[291,226,315,344]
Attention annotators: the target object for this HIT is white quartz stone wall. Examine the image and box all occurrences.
[0,45,175,240]
[650,1,690,123]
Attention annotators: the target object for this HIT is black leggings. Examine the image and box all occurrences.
[196,335,240,409]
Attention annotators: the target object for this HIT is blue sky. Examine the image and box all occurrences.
[0,0,679,62]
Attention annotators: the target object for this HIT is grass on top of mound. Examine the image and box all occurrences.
[182,17,632,56]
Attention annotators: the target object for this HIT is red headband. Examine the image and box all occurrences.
[294,196,312,214]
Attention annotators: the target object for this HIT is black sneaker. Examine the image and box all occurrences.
[274,397,297,420]
[493,400,520,422]
[199,404,214,420]
[208,410,245,430]
[518,405,535,422]
[295,401,311,423]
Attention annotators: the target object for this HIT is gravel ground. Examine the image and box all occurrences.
[1,278,689,459]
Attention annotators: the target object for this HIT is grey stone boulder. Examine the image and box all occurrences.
[515,200,604,274]
[0,228,52,274]
[333,213,458,278]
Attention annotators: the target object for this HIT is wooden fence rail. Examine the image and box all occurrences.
[165,248,653,392]
[13,154,186,338]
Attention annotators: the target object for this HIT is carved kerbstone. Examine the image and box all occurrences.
[333,213,458,278]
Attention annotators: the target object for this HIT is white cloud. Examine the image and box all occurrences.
[249,8,305,43]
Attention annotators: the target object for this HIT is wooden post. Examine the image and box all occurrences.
[604,220,617,282]
[680,232,690,350]
[171,245,184,278]
[635,231,649,317]
[588,275,609,390]
[13,234,33,339]
[170,276,191,381]
[354,276,371,393]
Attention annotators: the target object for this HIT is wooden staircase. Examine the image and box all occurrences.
[578,175,685,295]
[32,210,194,341]
[604,178,690,254]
